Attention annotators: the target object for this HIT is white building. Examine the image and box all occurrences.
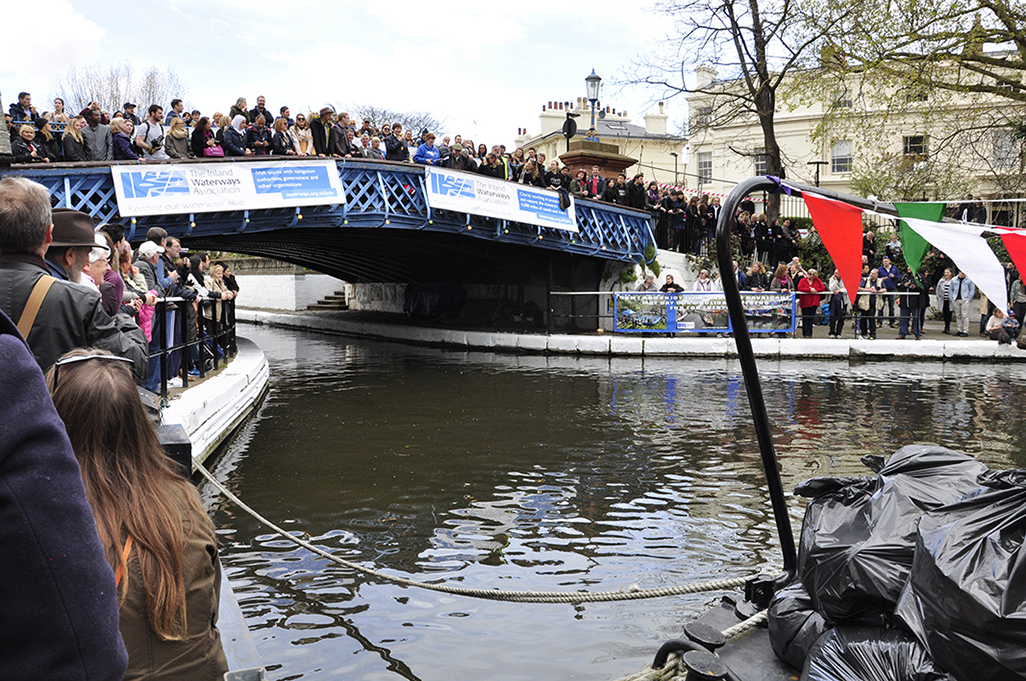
[512,99,688,183]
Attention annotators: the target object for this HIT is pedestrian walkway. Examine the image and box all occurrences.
[235,308,1026,363]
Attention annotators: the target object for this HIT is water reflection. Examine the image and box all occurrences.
[205,327,1026,681]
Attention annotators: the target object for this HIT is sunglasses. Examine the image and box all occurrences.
[52,354,134,387]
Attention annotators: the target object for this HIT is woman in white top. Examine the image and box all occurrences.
[289,113,315,156]
[693,269,714,292]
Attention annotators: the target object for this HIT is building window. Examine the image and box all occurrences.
[903,135,927,157]
[994,128,1018,169]
[698,152,712,181]
[831,140,853,173]
[833,89,852,108]
[905,90,929,103]
[754,150,768,176]
[694,106,713,129]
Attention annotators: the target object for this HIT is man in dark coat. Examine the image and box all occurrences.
[0,179,147,380]
[309,106,335,157]
[0,307,129,680]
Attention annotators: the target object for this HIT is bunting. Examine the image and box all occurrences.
[1000,231,1026,287]
[798,186,1025,313]
[893,202,944,273]
[893,217,1009,311]
[801,192,865,307]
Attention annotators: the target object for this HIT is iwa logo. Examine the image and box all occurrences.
[120,170,191,199]
[430,172,476,199]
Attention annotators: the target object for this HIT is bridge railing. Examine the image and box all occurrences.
[3,157,657,264]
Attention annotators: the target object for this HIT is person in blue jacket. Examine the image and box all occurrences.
[413,132,441,166]
[0,308,128,680]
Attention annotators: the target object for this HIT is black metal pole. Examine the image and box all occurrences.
[715,177,798,578]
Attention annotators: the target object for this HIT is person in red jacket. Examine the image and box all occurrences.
[797,268,826,338]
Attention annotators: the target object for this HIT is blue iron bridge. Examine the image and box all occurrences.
[3,158,656,285]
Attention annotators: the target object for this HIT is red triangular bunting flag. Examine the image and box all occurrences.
[802,193,865,307]
[1001,231,1026,285]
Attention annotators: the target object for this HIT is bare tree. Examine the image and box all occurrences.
[627,0,853,220]
[52,62,186,115]
[347,104,444,137]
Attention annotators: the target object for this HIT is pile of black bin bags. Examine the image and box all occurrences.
[767,444,1026,681]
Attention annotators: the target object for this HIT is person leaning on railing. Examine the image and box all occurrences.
[63,115,92,161]
[164,117,191,159]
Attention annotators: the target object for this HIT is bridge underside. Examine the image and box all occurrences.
[186,227,605,287]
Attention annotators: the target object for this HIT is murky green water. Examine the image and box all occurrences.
[203,326,1026,680]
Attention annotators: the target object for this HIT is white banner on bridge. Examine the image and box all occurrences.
[425,167,578,232]
[110,160,346,217]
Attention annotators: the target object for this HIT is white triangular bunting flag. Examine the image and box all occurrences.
[897,217,1009,311]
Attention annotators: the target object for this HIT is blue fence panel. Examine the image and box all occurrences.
[615,292,796,333]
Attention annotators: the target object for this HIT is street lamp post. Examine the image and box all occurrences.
[585,69,602,142]
[669,151,678,186]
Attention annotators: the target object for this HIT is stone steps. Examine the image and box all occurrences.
[307,291,348,311]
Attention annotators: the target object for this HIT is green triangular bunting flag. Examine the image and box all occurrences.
[894,202,945,272]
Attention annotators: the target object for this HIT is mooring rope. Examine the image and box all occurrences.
[196,460,755,603]
[612,609,769,681]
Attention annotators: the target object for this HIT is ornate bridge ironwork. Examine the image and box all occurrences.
[4,158,656,283]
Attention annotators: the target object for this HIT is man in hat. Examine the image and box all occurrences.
[310,106,335,157]
[0,177,148,379]
[442,143,474,172]
[123,102,141,125]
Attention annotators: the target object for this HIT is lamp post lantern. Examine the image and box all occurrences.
[669,151,679,186]
[585,69,602,141]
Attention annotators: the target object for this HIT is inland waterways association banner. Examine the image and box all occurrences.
[111,160,346,217]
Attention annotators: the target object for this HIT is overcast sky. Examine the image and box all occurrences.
[4,0,689,147]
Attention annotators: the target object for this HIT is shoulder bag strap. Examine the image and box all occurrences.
[17,275,56,339]
[114,536,134,588]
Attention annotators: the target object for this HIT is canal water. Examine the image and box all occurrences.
[204,325,1026,681]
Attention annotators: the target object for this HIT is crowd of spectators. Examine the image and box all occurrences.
[7,92,667,205]
[0,176,238,391]
[641,198,1025,344]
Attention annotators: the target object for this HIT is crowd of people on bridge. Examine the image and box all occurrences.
[0,174,239,680]
[7,91,676,209]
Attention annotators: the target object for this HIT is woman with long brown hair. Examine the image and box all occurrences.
[47,349,228,680]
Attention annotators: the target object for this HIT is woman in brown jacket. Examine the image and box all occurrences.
[48,348,228,681]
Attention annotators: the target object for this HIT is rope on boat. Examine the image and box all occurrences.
[612,609,769,681]
[196,460,755,603]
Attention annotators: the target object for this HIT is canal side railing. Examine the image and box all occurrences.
[151,297,237,399]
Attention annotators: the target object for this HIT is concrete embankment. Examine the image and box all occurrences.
[235,308,1026,363]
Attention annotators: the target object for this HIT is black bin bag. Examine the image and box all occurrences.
[800,627,951,681]
[768,580,831,670]
[895,469,1026,681]
[796,445,988,625]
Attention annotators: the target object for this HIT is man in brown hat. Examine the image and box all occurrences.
[0,177,148,380]
[44,207,106,283]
